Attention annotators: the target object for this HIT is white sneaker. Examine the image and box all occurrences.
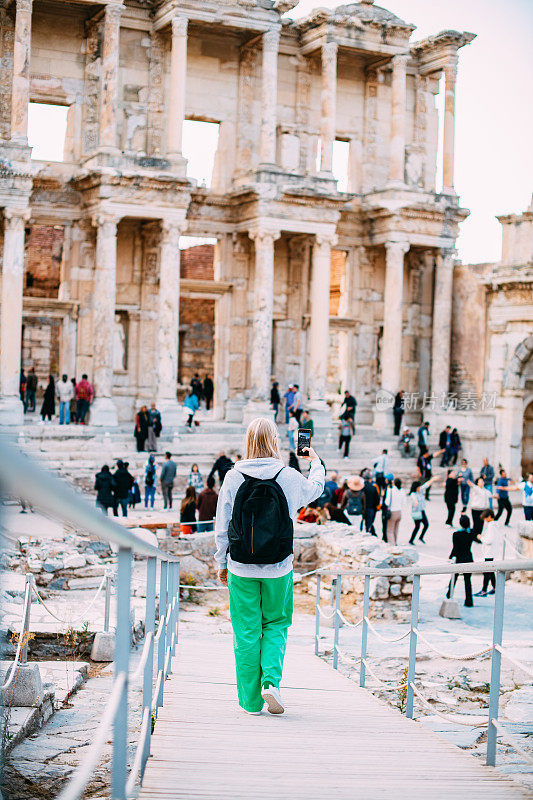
[261,685,284,714]
[240,706,262,715]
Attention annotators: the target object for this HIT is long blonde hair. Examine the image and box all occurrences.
[244,417,282,460]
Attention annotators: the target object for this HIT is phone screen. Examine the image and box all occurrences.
[297,428,311,456]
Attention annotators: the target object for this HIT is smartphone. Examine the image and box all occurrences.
[297,428,311,457]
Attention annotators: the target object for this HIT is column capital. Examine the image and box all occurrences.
[263,28,280,52]
[385,240,409,257]
[104,2,123,24]
[315,232,337,249]
[4,207,30,228]
[15,0,33,12]
[322,41,338,62]
[438,248,456,264]
[391,53,408,69]
[248,228,281,247]
[443,59,458,82]
[92,212,120,232]
[170,14,188,38]
[161,218,184,247]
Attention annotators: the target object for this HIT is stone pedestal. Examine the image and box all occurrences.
[225,398,246,423]
[89,397,119,427]
[91,631,115,662]
[0,209,28,426]
[2,662,43,707]
[243,400,275,428]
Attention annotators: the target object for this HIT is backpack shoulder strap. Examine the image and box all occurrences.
[273,467,285,481]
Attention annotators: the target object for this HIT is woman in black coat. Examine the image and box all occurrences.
[134,405,149,451]
[40,375,55,421]
[94,464,115,515]
[444,468,459,527]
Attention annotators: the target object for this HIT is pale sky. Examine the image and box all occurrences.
[28,0,532,265]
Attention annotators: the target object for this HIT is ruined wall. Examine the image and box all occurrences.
[24,225,62,298]
[22,317,60,382]
[179,298,215,385]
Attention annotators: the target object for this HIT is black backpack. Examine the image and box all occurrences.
[346,490,363,516]
[145,463,155,486]
[227,469,293,564]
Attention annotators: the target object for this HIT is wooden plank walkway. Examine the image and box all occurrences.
[139,629,530,800]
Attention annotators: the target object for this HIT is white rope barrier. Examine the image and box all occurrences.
[31,573,107,625]
[414,627,492,661]
[316,605,337,620]
[409,682,488,728]
[336,649,362,666]
[362,658,398,687]
[495,645,533,680]
[491,719,533,766]
[337,610,364,628]
[365,617,411,643]
[1,579,32,692]
[57,672,127,800]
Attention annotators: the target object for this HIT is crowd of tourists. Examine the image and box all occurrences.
[20,370,95,424]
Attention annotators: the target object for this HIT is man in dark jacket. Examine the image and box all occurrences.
[446,514,481,607]
[209,452,233,486]
[26,368,38,412]
[444,469,459,526]
[439,425,452,466]
[113,460,134,517]
[203,374,214,410]
[393,390,404,436]
[94,465,115,515]
[191,374,202,400]
[362,474,381,536]
[340,391,357,422]
[160,451,177,511]
[197,475,218,532]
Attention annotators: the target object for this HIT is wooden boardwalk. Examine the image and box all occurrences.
[139,629,530,800]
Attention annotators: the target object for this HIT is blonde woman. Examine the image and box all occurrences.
[215,417,325,715]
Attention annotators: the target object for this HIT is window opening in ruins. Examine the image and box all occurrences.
[28,102,68,162]
[315,138,350,191]
[182,120,220,188]
[178,237,216,392]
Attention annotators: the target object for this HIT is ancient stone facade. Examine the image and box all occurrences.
[0,0,476,428]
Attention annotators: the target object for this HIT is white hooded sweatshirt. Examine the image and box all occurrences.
[214,456,325,578]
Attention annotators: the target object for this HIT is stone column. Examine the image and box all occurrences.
[389,54,408,185]
[243,228,279,423]
[99,3,122,152]
[259,29,280,165]
[442,60,457,193]
[320,42,338,173]
[90,215,119,426]
[308,235,336,422]
[430,249,454,397]
[156,220,182,427]
[10,0,33,144]
[0,209,29,425]
[166,15,188,163]
[377,240,409,427]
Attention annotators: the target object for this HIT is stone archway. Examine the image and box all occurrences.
[503,333,533,390]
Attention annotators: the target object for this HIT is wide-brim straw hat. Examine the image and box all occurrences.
[347,475,364,491]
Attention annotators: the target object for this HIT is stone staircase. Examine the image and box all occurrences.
[4,414,430,494]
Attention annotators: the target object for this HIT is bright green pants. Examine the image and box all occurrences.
[228,571,293,712]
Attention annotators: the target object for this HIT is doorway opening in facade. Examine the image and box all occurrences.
[182,120,220,188]
[315,139,350,191]
[178,237,217,402]
[28,102,68,161]
[523,400,533,476]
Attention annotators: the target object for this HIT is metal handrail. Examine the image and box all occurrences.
[0,439,179,562]
[0,439,181,800]
[314,558,533,770]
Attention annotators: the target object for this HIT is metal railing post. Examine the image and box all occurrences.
[405,573,420,719]
[332,574,341,670]
[314,573,321,656]
[487,570,506,766]
[104,569,112,634]
[359,574,370,687]
[175,560,180,650]
[171,561,178,657]
[111,547,132,800]
[141,556,156,779]
[20,574,32,664]
[156,560,168,709]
